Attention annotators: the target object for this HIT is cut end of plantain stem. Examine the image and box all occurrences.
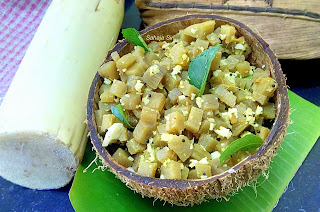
[0,132,81,189]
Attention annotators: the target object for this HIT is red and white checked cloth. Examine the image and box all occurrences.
[0,0,51,105]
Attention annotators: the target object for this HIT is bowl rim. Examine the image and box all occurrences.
[87,14,290,190]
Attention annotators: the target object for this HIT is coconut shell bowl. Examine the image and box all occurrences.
[87,15,289,206]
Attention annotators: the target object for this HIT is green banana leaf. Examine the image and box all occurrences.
[69,91,320,212]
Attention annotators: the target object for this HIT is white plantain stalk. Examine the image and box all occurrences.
[0,0,124,189]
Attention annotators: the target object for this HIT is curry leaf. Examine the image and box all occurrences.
[122,28,151,52]
[188,44,220,97]
[111,104,134,129]
[219,134,263,165]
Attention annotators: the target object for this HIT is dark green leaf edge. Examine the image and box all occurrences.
[122,28,151,52]
[219,134,263,165]
[188,45,221,97]
[111,104,134,129]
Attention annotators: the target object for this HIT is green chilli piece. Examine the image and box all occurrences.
[219,134,263,166]
[122,28,151,52]
[188,44,221,97]
[242,75,253,79]
[111,104,134,129]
